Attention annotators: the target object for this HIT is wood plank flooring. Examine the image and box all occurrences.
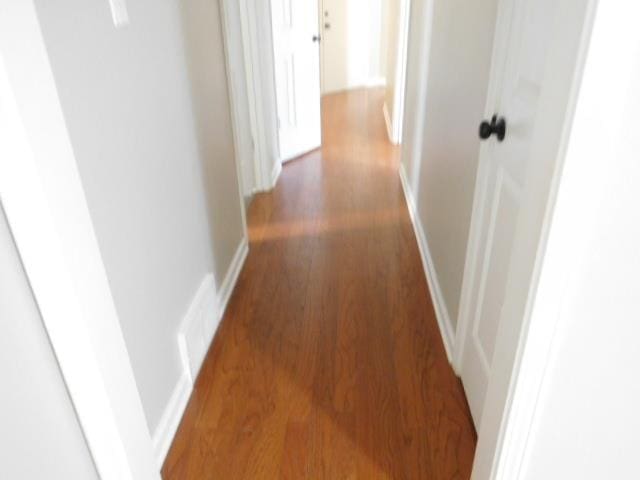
[162,88,476,479]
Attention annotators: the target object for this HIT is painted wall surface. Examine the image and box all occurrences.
[33,0,244,433]
[0,208,99,480]
[401,0,498,329]
[518,2,640,477]
[321,0,387,93]
[179,0,246,282]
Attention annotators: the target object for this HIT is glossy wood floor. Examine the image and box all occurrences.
[163,88,476,479]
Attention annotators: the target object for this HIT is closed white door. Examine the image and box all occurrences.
[271,0,322,162]
[459,0,566,427]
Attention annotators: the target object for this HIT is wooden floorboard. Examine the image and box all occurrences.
[162,88,476,479]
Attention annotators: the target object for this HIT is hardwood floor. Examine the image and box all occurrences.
[162,88,476,479]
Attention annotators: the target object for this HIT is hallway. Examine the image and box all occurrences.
[162,88,476,479]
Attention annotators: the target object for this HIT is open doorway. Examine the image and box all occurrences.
[320,0,410,145]
[269,0,410,163]
[319,0,386,94]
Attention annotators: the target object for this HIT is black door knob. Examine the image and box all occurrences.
[312,35,321,43]
[479,115,506,142]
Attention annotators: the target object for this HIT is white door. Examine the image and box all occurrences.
[271,0,322,162]
[458,0,567,427]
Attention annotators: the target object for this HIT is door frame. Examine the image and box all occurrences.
[388,0,411,144]
[219,0,250,231]
[237,0,272,191]
[234,0,283,191]
[450,0,599,477]
[0,2,159,478]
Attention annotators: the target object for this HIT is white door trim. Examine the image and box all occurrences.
[238,0,268,192]
[219,0,250,235]
[0,2,158,478]
[405,0,435,195]
[390,0,411,144]
[237,0,282,192]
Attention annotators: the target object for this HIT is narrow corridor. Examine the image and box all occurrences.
[163,88,476,479]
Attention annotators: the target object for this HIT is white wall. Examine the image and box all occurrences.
[321,0,387,94]
[0,206,99,479]
[515,2,640,477]
[32,0,245,436]
[401,0,498,335]
[179,0,247,282]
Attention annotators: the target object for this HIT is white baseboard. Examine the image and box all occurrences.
[383,102,395,145]
[152,236,249,469]
[217,236,249,321]
[178,274,219,383]
[398,164,456,362]
[151,371,191,469]
[269,159,282,190]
